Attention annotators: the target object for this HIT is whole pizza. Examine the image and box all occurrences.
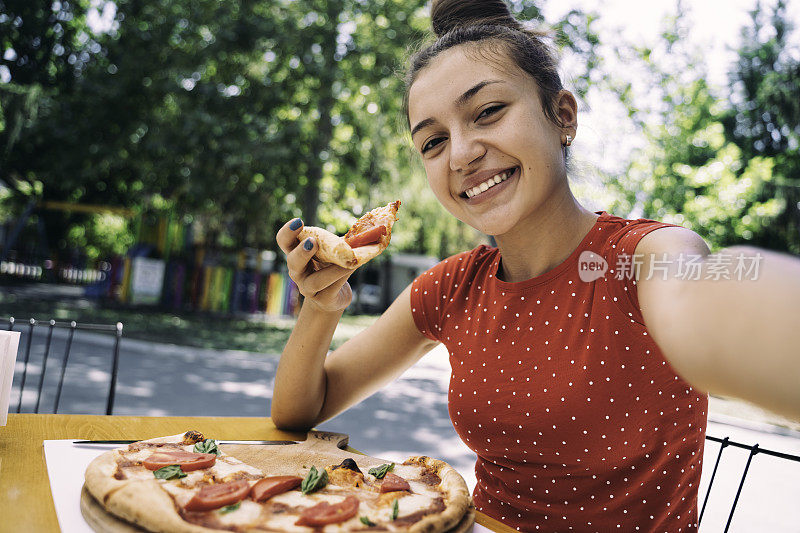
[83,430,472,532]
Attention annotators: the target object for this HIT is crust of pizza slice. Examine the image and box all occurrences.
[403,456,471,533]
[84,450,129,506]
[105,479,214,533]
[85,432,223,533]
[298,200,400,269]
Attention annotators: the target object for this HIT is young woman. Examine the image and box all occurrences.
[272,1,800,530]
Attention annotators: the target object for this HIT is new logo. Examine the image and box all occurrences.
[578,251,607,282]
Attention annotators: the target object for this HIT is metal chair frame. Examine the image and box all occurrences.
[3,317,123,415]
[700,434,800,531]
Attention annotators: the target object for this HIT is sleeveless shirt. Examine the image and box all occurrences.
[410,212,708,532]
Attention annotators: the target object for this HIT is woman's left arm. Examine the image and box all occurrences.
[636,226,800,420]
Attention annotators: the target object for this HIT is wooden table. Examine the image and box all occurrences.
[0,414,515,532]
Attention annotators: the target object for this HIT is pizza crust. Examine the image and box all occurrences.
[105,479,214,533]
[84,449,130,504]
[403,456,472,533]
[297,226,361,268]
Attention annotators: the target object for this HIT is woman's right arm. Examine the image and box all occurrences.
[270,219,439,431]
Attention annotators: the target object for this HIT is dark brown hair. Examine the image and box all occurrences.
[404,0,565,129]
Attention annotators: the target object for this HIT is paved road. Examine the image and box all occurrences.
[9,327,800,532]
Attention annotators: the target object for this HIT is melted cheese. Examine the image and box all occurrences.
[408,480,440,498]
[210,458,262,480]
[179,470,206,488]
[121,449,153,462]
[395,493,439,517]
[119,467,156,481]
[260,510,366,532]
[391,465,423,481]
[216,500,263,527]
[160,481,196,507]
[262,512,308,531]
[269,490,347,508]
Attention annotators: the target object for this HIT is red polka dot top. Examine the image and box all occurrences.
[410,212,708,532]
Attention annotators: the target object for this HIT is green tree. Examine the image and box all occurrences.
[721,0,800,253]
[608,3,798,253]
[1,0,606,261]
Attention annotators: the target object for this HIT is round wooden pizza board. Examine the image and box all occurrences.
[80,430,474,532]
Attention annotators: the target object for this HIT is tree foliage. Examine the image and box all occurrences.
[721,0,800,252]
[7,0,794,263]
[608,1,799,253]
[1,0,605,260]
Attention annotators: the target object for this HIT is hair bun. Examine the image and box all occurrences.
[431,0,523,37]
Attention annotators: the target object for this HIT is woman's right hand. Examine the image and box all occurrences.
[277,218,355,313]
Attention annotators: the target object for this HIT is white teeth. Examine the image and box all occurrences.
[463,170,513,199]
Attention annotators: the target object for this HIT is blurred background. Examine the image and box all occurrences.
[1,0,798,312]
[2,0,800,529]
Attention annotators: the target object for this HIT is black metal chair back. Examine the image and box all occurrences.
[3,317,123,415]
[700,434,800,531]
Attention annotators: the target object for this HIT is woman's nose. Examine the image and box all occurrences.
[449,131,486,171]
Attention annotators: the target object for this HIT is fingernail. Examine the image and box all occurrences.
[289,218,303,230]
[303,238,314,251]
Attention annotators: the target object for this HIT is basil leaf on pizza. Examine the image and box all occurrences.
[368,462,394,479]
[301,465,328,494]
[219,502,240,514]
[360,516,376,526]
[153,464,187,480]
[391,498,399,520]
[193,438,219,455]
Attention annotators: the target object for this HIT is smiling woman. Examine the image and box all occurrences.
[270,1,800,532]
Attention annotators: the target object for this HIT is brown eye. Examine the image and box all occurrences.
[477,105,504,120]
[422,137,445,153]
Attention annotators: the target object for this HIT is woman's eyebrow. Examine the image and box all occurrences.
[455,79,503,108]
[411,79,504,138]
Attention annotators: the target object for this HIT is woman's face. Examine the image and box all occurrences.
[408,45,576,237]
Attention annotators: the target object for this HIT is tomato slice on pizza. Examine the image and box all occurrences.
[250,475,303,502]
[298,200,400,268]
[295,495,360,526]
[184,480,251,511]
[380,472,411,493]
[142,450,217,472]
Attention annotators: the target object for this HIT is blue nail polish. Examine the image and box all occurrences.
[290,218,303,230]
[303,239,313,251]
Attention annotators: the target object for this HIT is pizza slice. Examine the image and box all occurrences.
[298,200,400,269]
[84,431,267,532]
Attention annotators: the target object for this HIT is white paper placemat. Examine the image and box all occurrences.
[0,330,21,426]
[43,439,493,533]
[44,440,115,533]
